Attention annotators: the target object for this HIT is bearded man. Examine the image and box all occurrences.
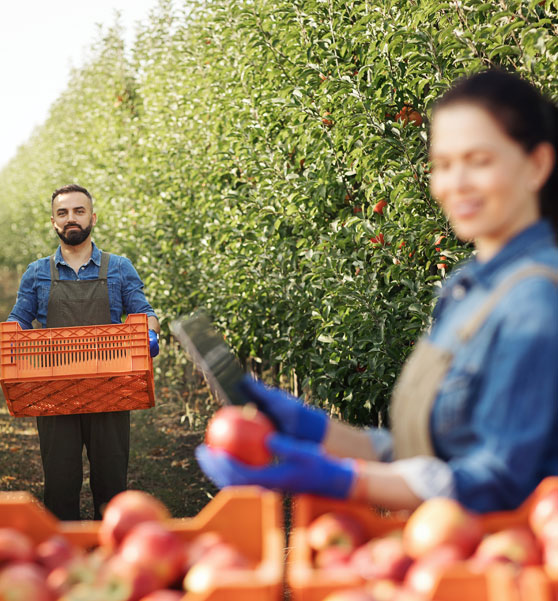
[7,184,160,520]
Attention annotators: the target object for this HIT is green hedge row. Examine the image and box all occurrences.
[0,0,556,424]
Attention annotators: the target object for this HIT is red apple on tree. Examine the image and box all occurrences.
[403,497,483,559]
[99,490,171,551]
[205,404,275,466]
[307,512,366,553]
[395,106,423,127]
[373,199,388,214]
[369,233,385,245]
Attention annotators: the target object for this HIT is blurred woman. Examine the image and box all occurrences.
[197,69,558,513]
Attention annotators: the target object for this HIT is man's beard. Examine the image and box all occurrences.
[56,222,93,246]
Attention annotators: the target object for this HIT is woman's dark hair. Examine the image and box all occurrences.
[433,69,558,236]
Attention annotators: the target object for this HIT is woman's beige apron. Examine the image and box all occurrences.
[391,264,558,460]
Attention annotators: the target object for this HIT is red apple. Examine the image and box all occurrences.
[46,547,108,598]
[183,531,223,572]
[395,106,423,127]
[536,513,558,545]
[99,554,160,601]
[99,490,171,550]
[403,497,483,559]
[542,539,558,578]
[307,512,366,552]
[36,535,82,572]
[0,527,35,565]
[138,591,184,601]
[205,404,275,466]
[183,541,252,593]
[529,485,558,539]
[314,545,353,570]
[373,199,388,214]
[0,562,53,601]
[470,527,541,569]
[404,545,463,597]
[119,521,185,588]
[351,534,412,582]
[369,233,385,245]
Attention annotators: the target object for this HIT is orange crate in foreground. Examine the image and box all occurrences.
[288,478,558,601]
[0,486,285,601]
[0,313,155,416]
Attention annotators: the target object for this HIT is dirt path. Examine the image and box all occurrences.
[0,393,218,519]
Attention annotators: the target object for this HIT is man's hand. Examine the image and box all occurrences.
[196,433,357,499]
[148,329,159,357]
[238,377,329,443]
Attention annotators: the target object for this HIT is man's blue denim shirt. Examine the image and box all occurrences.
[8,242,157,329]
[370,220,558,513]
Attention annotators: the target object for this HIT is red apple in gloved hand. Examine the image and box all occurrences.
[205,405,275,466]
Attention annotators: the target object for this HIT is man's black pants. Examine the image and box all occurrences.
[36,411,130,520]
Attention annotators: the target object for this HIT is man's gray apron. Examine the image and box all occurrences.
[391,265,558,459]
[36,252,130,520]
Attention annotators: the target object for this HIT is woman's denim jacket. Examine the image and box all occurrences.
[370,220,558,513]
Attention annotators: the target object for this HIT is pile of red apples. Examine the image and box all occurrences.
[0,490,254,601]
[310,483,558,601]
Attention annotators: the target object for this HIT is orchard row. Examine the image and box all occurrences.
[0,0,555,423]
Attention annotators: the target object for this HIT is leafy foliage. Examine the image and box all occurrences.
[0,0,556,425]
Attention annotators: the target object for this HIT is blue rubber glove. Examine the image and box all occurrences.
[238,377,329,443]
[196,433,356,499]
[148,329,159,357]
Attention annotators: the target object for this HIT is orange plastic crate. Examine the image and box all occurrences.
[0,314,155,416]
[0,486,284,601]
[287,478,558,601]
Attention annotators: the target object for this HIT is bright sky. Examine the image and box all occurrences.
[0,1,160,169]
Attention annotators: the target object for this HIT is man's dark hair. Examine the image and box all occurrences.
[51,184,93,208]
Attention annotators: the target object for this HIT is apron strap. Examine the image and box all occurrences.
[49,251,110,280]
[458,265,558,343]
[391,262,558,460]
[98,252,110,279]
[49,255,59,281]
